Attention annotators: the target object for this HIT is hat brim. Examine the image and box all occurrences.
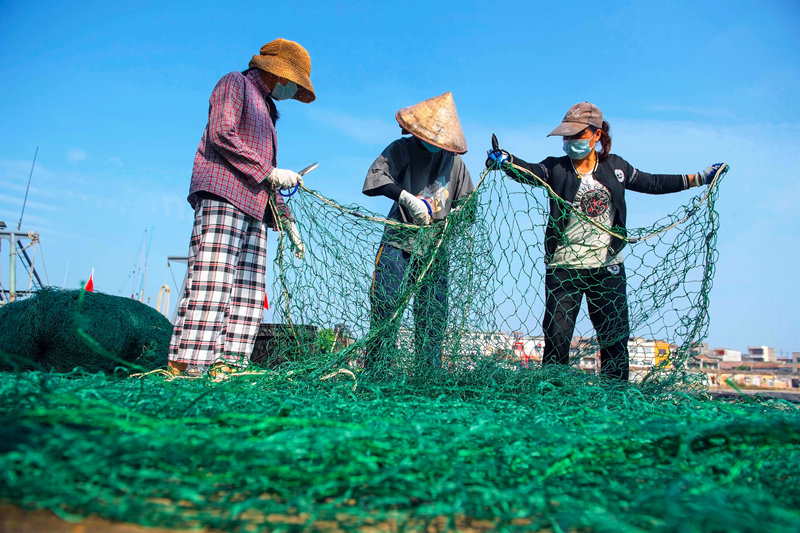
[547,121,588,137]
[394,92,468,154]
[395,113,468,154]
[249,56,315,103]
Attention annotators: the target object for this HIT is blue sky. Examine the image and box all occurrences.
[1,0,798,354]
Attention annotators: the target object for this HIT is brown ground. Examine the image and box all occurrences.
[0,505,203,533]
[0,505,535,533]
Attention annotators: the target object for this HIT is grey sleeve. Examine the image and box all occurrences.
[363,142,407,195]
[452,157,474,202]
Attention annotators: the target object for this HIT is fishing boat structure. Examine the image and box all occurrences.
[0,220,47,304]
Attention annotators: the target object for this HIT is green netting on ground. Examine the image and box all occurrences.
[2,163,798,532]
[1,371,798,532]
[0,288,170,373]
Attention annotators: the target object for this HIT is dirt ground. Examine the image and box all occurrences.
[0,505,520,533]
[0,506,204,533]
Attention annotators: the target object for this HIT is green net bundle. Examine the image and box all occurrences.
[1,166,799,531]
[0,288,170,373]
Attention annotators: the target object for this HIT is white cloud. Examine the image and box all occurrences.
[67,148,88,164]
[0,193,58,212]
[308,108,397,145]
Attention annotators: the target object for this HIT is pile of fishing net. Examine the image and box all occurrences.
[1,370,798,531]
[1,166,799,531]
[0,288,170,373]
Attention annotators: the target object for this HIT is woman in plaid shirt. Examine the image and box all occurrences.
[168,39,315,377]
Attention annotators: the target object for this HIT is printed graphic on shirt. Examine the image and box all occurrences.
[549,173,621,269]
[419,176,450,215]
[615,169,625,182]
[574,182,611,221]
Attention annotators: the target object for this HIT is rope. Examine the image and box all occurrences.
[503,161,725,243]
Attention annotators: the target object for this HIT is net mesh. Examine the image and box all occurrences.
[0,288,170,373]
[1,165,799,532]
[271,164,721,390]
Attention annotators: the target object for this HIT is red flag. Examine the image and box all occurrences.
[84,270,94,292]
[263,291,269,310]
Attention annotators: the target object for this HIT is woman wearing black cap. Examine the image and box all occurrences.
[487,102,727,381]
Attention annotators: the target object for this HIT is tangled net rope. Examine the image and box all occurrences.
[271,164,724,392]
[2,163,799,532]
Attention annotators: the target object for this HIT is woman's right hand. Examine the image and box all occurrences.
[267,167,302,189]
[485,149,512,169]
[399,190,432,225]
[485,135,513,169]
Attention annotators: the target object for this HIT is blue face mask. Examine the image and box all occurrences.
[563,138,593,160]
[271,81,298,101]
[421,141,442,153]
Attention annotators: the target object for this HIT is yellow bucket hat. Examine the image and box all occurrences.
[395,92,467,154]
[249,38,315,103]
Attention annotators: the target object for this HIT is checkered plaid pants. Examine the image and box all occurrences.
[169,198,268,367]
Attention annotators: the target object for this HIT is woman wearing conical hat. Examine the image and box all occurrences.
[169,38,315,377]
[362,92,474,371]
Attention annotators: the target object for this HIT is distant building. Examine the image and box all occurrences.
[629,338,671,369]
[711,347,742,362]
[709,371,798,390]
[512,331,544,368]
[745,346,777,363]
[687,354,722,371]
[333,323,356,349]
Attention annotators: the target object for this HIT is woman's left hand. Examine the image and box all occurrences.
[697,163,728,185]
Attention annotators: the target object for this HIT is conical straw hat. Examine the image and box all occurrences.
[395,92,467,154]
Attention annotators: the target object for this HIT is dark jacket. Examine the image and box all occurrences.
[505,153,691,262]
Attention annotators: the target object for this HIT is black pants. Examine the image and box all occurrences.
[542,264,630,380]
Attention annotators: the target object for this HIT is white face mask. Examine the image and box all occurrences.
[271,81,298,101]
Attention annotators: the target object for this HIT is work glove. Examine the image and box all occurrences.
[485,134,513,169]
[399,190,432,225]
[485,149,512,169]
[286,219,305,259]
[267,167,302,190]
[696,163,728,186]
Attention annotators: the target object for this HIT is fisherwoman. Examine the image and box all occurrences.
[169,38,314,376]
[362,92,474,371]
[487,102,727,380]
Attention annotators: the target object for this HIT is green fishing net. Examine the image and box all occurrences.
[1,165,799,532]
[0,288,170,373]
[272,164,721,389]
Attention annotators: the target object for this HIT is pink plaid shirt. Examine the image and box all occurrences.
[189,69,290,228]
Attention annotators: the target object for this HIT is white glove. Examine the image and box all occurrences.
[267,167,302,189]
[398,190,432,225]
[286,219,305,259]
